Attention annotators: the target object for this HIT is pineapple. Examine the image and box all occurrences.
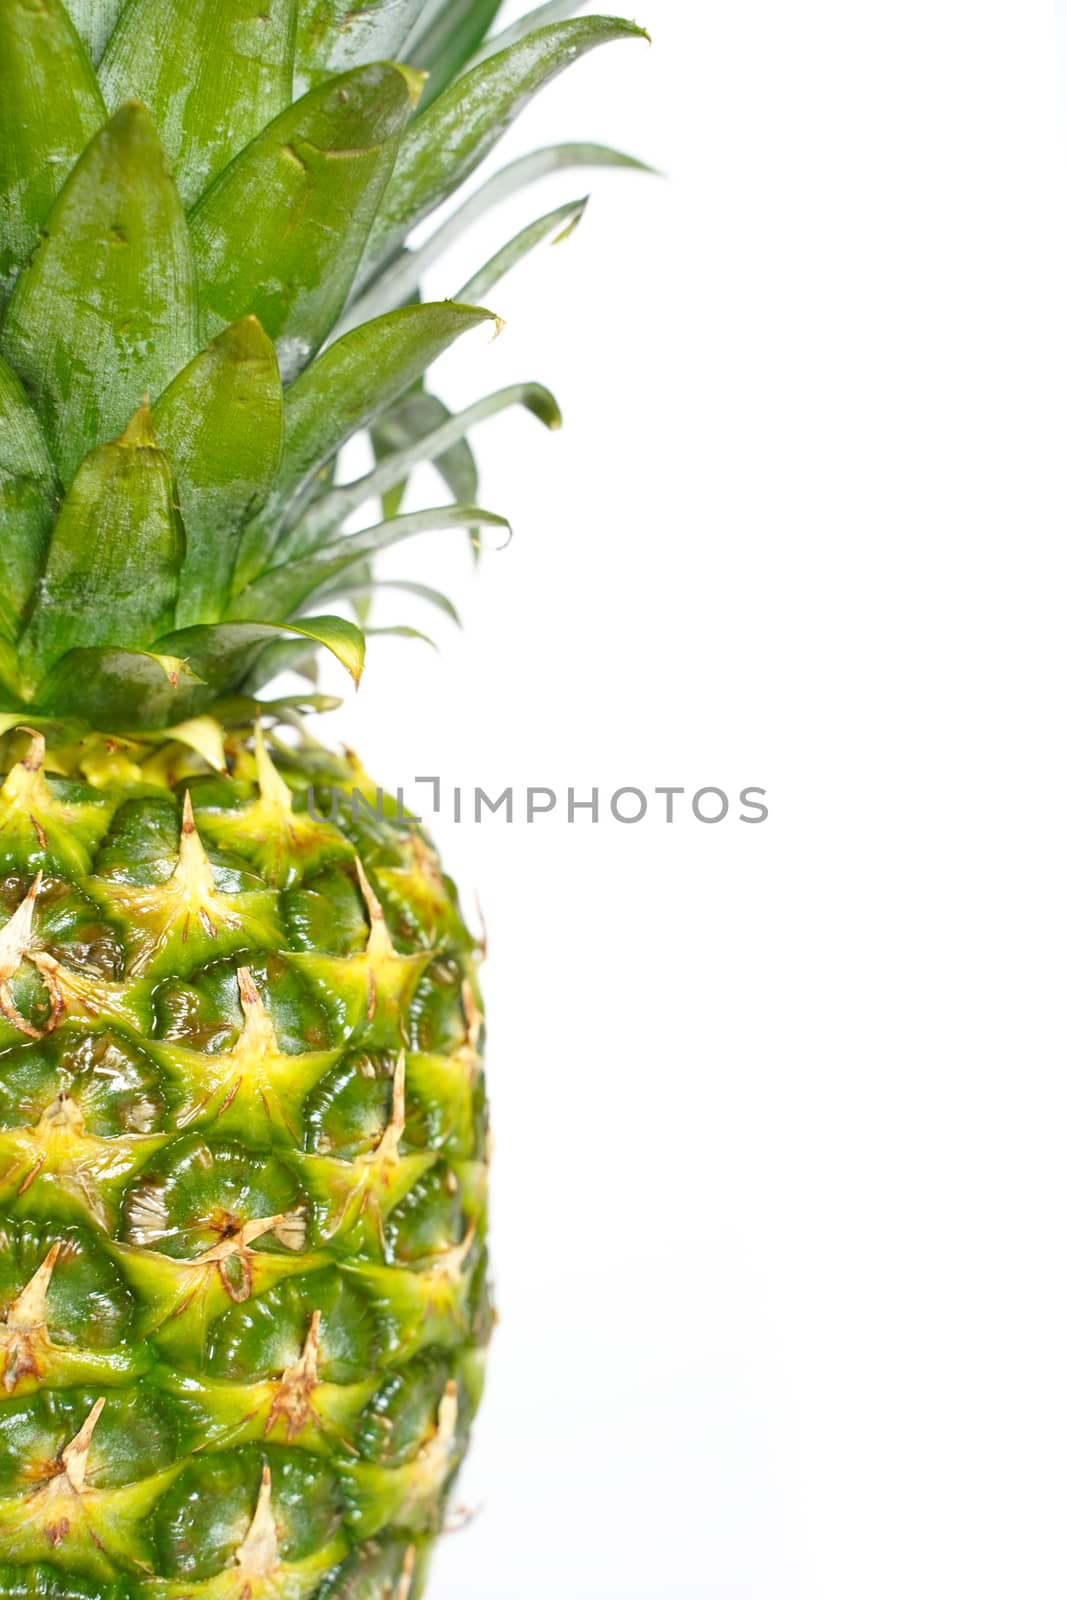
[0,0,646,1595]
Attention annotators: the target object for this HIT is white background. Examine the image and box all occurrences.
[321,4,1067,1596]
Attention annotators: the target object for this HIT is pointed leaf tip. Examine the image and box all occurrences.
[0,97,197,485]
[191,59,419,361]
[0,0,105,311]
[364,15,653,266]
[99,0,299,205]
[155,315,284,628]
[18,411,184,682]
[400,65,430,109]
[118,399,158,449]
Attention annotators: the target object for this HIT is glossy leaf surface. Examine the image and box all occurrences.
[237,504,509,618]
[364,17,648,268]
[154,317,284,627]
[295,0,426,92]
[20,404,185,680]
[190,62,418,365]
[0,0,105,310]
[0,356,59,639]
[0,102,198,487]
[99,0,299,205]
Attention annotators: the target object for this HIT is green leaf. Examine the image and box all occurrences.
[295,0,426,92]
[64,0,125,63]
[464,0,584,74]
[358,578,460,626]
[241,637,321,693]
[345,141,651,326]
[0,356,59,640]
[457,194,587,304]
[365,622,437,649]
[36,611,364,729]
[0,641,21,706]
[236,300,495,583]
[190,62,419,371]
[371,390,477,521]
[33,647,204,727]
[154,316,284,628]
[406,0,505,107]
[283,303,495,489]
[156,614,367,690]
[280,381,559,559]
[0,0,105,310]
[235,504,509,618]
[19,403,185,683]
[99,0,299,206]
[363,17,649,272]
[0,101,198,488]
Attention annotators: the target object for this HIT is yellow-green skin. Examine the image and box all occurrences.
[0,723,489,1600]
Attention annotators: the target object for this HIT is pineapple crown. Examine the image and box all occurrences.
[0,0,648,735]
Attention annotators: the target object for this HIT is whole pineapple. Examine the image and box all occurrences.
[0,1,646,1595]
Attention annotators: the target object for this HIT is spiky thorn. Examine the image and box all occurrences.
[370,1053,407,1184]
[236,966,278,1053]
[15,1396,106,1553]
[393,1545,417,1600]
[192,1210,307,1304]
[0,872,62,1038]
[178,791,226,938]
[1,731,49,853]
[17,728,45,775]
[352,852,399,1030]
[58,1395,104,1496]
[265,1309,322,1442]
[231,966,293,1131]
[253,720,296,832]
[473,892,488,961]
[235,1466,281,1592]
[353,853,396,964]
[420,1381,458,1484]
[409,831,445,896]
[0,1242,59,1392]
[399,1383,459,1523]
[419,1221,478,1337]
[431,1223,477,1288]
[352,1053,408,1252]
[458,979,483,1086]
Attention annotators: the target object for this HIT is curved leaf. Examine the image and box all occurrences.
[34,648,204,727]
[465,0,584,73]
[279,381,559,559]
[154,316,284,627]
[0,102,198,487]
[345,141,651,325]
[295,0,426,93]
[20,404,185,683]
[234,504,509,619]
[0,0,105,310]
[0,356,59,640]
[190,62,419,370]
[363,17,649,272]
[64,0,124,63]
[406,0,505,107]
[156,615,367,690]
[457,194,587,304]
[365,622,437,650]
[355,578,460,626]
[241,637,322,693]
[371,389,477,519]
[236,300,495,584]
[99,0,299,206]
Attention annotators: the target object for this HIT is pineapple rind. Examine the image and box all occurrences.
[0,4,646,1591]
[0,726,488,1599]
